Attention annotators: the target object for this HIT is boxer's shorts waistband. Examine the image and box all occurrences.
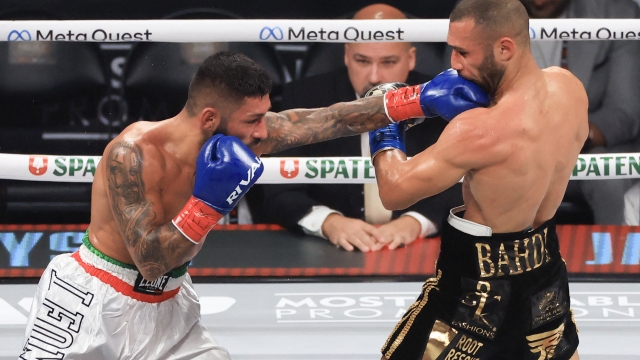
[71,230,190,303]
[438,206,561,279]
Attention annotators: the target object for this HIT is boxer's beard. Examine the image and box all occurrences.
[213,116,229,137]
[476,49,506,98]
[246,138,262,149]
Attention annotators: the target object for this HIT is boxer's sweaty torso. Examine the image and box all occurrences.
[89,120,203,266]
[459,67,589,233]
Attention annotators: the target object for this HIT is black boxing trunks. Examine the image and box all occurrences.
[381,206,579,360]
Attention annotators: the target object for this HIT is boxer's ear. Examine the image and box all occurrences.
[497,36,516,62]
[200,107,220,132]
[407,45,416,71]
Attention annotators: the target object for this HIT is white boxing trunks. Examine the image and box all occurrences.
[20,230,230,360]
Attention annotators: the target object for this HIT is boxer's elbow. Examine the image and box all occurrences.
[380,191,413,210]
[378,177,414,210]
[138,267,165,282]
[379,165,432,210]
[379,195,401,211]
[133,254,170,282]
[129,243,173,282]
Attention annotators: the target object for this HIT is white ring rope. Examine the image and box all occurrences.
[2,18,638,183]
[2,153,639,184]
[2,19,640,43]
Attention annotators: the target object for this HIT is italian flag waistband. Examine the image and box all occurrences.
[81,230,189,277]
[72,230,190,303]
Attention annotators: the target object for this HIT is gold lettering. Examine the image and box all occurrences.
[473,282,492,327]
[532,234,544,269]
[456,335,467,349]
[444,349,457,360]
[467,341,475,352]
[461,338,470,351]
[472,341,484,355]
[512,238,531,274]
[497,243,510,276]
[475,243,495,277]
[452,321,496,339]
[462,338,477,352]
[461,293,477,307]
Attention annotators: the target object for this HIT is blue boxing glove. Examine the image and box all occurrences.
[384,69,491,122]
[369,122,407,161]
[172,134,263,244]
[363,83,409,161]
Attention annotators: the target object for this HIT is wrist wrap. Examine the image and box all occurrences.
[384,85,424,122]
[172,196,223,244]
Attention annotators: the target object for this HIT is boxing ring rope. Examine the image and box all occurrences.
[2,19,640,42]
[2,153,640,183]
[2,18,639,183]
[0,17,638,281]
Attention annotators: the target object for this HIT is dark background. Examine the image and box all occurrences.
[0,0,457,20]
[0,0,593,225]
[0,0,462,225]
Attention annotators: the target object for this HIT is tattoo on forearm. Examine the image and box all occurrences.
[262,96,389,154]
[106,142,189,279]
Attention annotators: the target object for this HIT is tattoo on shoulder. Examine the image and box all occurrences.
[106,141,182,277]
[107,142,151,243]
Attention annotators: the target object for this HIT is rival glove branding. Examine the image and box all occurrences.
[226,157,263,205]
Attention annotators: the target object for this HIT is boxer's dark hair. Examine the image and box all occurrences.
[186,51,272,115]
[450,0,530,46]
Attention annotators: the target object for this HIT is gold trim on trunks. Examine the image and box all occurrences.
[422,320,458,360]
[570,309,579,333]
[382,270,442,359]
[526,322,565,360]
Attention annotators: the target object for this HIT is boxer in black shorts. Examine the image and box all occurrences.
[381,207,579,359]
[368,0,588,359]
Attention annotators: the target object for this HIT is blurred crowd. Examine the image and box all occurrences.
[2,0,640,244]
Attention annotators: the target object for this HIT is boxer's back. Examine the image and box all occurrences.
[461,67,589,232]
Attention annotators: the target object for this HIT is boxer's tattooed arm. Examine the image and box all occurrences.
[258,96,390,154]
[106,141,193,280]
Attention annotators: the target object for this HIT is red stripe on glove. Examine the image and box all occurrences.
[384,85,423,122]
[172,196,223,244]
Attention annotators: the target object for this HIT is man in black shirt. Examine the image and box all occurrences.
[263,4,463,251]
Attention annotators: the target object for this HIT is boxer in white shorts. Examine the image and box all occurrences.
[21,50,430,359]
[21,231,228,359]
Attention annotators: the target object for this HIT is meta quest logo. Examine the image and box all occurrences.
[8,30,31,41]
[8,29,152,41]
[259,26,406,41]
